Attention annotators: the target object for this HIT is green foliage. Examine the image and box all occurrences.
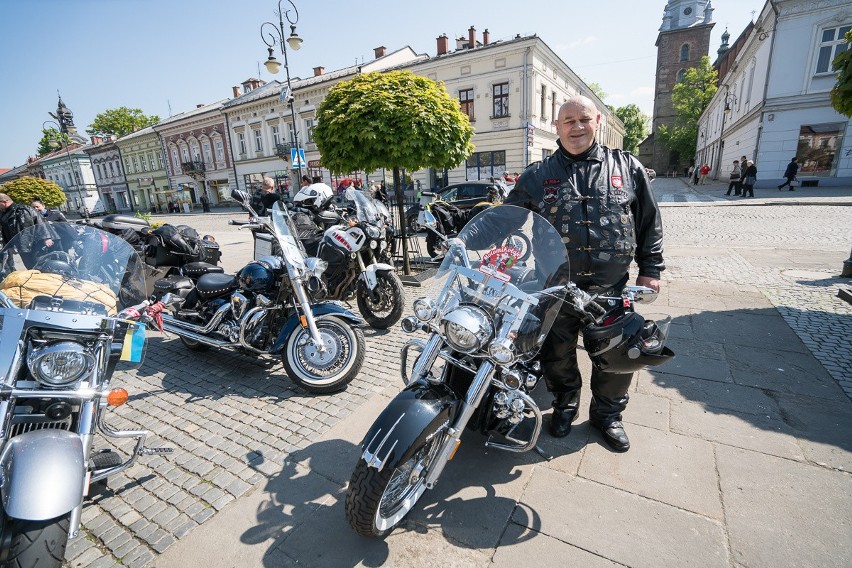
[831,30,852,117]
[37,128,72,157]
[587,81,607,102]
[658,56,718,161]
[134,211,152,223]
[87,107,160,138]
[614,104,650,154]
[0,176,66,207]
[313,71,475,174]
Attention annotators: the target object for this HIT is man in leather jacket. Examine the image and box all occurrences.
[0,193,54,269]
[505,96,664,452]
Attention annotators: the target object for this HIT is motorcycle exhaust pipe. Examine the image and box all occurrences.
[161,303,230,335]
[161,321,234,349]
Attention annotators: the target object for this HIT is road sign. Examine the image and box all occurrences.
[291,148,306,169]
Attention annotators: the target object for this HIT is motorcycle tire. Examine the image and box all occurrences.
[356,272,405,329]
[1,513,70,568]
[425,232,440,259]
[345,422,445,538]
[281,316,365,394]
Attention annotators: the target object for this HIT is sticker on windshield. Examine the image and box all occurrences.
[479,246,521,282]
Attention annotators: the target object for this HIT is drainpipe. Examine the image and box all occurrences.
[754,0,780,163]
[224,112,240,193]
[523,46,531,168]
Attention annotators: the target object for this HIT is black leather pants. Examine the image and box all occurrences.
[538,306,632,426]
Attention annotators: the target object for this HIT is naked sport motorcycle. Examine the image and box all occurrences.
[345,205,674,537]
[0,224,169,567]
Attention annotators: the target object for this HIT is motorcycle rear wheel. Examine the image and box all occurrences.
[0,513,70,568]
[281,316,365,394]
[356,272,405,329]
[345,424,445,538]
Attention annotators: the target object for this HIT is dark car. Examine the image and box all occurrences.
[406,180,506,234]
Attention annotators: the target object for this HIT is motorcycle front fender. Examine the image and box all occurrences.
[270,302,364,353]
[359,263,395,291]
[0,430,85,520]
[361,380,459,472]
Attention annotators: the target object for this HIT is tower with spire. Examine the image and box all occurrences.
[638,0,715,174]
[49,93,87,144]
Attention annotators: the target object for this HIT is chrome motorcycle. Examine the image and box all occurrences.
[149,190,366,394]
[345,205,673,537]
[0,225,169,567]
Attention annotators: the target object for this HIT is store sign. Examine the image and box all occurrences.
[308,159,322,168]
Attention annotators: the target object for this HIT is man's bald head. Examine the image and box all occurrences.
[556,95,601,155]
[262,177,275,192]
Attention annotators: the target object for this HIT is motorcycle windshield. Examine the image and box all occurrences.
[435,205,572,357]
[346,188,383,225]
[271,202,307,269]
[0,223,149,370]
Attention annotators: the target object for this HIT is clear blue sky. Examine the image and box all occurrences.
[0,0,765,167]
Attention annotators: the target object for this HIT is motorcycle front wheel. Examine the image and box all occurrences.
[345,423,445,538]
[0,513,70,568]
[281,316,365,394]
[356,272,405,329]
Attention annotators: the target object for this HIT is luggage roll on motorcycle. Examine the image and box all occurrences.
[149,190,366,394]
[344,205,674,538]
[0,224,169,567]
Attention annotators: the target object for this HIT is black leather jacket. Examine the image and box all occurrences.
[506,142,664,291]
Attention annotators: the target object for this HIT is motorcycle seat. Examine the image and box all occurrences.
[183,262,225,277]
[195,273,238,298]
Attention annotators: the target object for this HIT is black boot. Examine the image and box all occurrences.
[590,395,630,452]
[549,390,580,438]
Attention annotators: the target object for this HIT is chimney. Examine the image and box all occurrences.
[468,26,476,49]
[483,29,490,45]
[456,36,466,50]
[374,46,386,59]
[90,135,103,145]
[313,66,325,76]
[232,86,241,97]
[197,104,205,108]
[437,34,449,55]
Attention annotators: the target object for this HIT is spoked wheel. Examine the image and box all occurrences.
[282,316,365,394]
[356,272,405,329]
[425,232,441,259]
[0,512,70,568]
[345,425,445,538]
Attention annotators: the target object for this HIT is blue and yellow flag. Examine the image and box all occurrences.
[120,323,146,363]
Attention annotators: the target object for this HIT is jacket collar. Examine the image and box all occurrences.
[557,140,603,163]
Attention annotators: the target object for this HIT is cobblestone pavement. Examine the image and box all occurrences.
[61,194,852,567]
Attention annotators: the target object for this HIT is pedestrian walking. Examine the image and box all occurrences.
[699,163,711,185]
[506,95,666,452]
[741,160,757,197]
[200,193,210,213]
[778,157,799,191]
[725,160,742,196]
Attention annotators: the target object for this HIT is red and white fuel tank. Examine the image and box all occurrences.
[323,225,366,253]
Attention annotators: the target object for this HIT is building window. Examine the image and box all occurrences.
[492,83,509,118]
[680,44,689,62]
[148,153,155,170]
[203,142,212,165]
[214,139,224,161]
[140,155,147,172]
[109,162,115,177]
[551,91,558,125]
[540,84,547,119]
[305,119,315,143]
[181,146,190,162]
[816,25,852,73]
[677,69,686,82]
[124,159,131,174]
[132,156,139,173]
[542,148,553,160]
[797,123,845,176]
[271,125,280,146]
[459,89,474,121]
[238,132,246,155]
[254,129,263,152]
[171,148,180,171]
[157,152,163,169]
[465,150,506,180]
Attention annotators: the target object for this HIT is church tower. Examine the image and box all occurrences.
[638,0,715,173]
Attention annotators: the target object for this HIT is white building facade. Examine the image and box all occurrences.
[697,0,852,187]
[39,146,100,214]
[84,140,131,212]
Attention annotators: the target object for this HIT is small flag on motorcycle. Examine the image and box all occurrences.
[120,323,146,362]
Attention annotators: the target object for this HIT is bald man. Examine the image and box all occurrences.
[251,176,283,216]
[505,96,665,451]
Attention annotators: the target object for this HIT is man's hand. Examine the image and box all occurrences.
[636,275,660,293]
[44,239,54,248]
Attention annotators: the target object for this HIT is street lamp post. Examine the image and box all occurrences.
[43,119,87,217]
[713,87,737,181]
[260,0,304,184]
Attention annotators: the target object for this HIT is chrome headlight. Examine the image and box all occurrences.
[440,306,493,353]
[27,342,95,387]
[413,297,437,322]
[365,224,381,239]
[488,338,516,365]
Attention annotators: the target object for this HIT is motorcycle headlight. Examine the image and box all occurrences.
[488,338,516,365]
[413,298,437,322]
[365,225,381,239]
[440,306,493,354]
[27,342,94,387]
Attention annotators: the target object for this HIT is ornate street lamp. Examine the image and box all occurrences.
[261,0,304,183]
[713,86,738,181]
[43,119,87,217]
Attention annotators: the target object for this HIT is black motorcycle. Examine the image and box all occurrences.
[147,190,366,394]
[345,205,674,537]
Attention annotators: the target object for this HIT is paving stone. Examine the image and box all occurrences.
[493,521,621,567]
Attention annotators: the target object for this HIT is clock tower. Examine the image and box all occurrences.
[638,0,714,174]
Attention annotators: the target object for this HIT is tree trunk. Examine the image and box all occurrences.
[393,166,410,275]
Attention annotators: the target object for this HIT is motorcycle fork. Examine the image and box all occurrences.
[67,399,97,539]
[290,280,328,354]
[423,360,495,489]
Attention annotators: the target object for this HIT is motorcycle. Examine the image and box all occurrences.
[0,224,170,567]
[295,188,404,329]
[344,205,674,537]
[148,190,366,394]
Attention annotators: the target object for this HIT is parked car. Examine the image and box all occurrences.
[405,180,506,234]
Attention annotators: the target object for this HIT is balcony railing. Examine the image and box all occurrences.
[181,160,206,174]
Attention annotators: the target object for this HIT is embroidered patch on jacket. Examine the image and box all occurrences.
[543,186,560,204]
[543,178,561,185]
[611,176,623,188]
